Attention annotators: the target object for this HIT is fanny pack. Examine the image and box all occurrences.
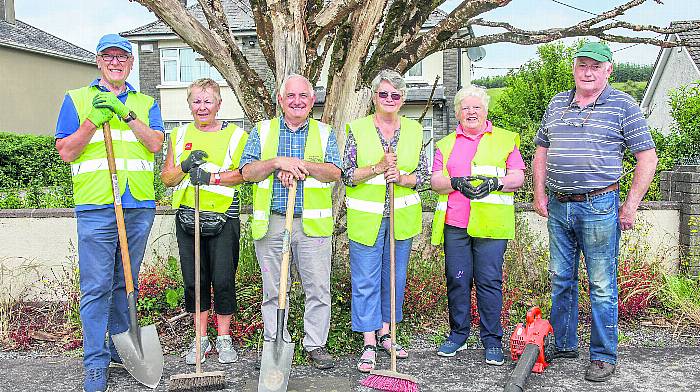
[176,206,227,237]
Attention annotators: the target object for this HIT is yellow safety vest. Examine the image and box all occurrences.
[431,126,520,244]
[171,122,248,213]
[67,85,155,206]
[345,115,423,246]
[251,118,334,239]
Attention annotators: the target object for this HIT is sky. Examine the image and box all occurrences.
[13,0,700,85]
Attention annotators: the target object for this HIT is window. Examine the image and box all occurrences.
[160,48,225,84]
[408,117,434,167]
[408,61,423,78]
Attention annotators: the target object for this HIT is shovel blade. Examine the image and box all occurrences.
[258,340,295,392]
[113,324,164,389]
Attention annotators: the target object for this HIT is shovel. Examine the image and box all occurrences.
[258,180,298,392]
[103,123,164,389]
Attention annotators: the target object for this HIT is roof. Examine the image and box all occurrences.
[673,20,700,69]
[122,1,448,38]
[641,20,700,109]
[0,19,94,64]
[122,1,255,37]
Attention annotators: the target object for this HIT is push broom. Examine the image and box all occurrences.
[169,183,226,391]
[361,147,418,392]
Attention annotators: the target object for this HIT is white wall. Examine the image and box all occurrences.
[644,46,700,134]
[0,206,680,302]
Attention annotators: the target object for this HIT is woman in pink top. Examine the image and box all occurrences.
[431,85,525,364]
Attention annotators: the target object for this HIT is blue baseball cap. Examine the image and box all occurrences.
[96,34,132,54]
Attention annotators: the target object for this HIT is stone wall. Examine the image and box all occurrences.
[661,165,700,276]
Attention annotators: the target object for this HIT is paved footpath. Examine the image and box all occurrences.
[2,345,699,392]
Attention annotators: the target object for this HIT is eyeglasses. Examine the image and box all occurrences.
[559,101,597,128]
[377,91,402,101]
[99,54,131,63]
[461,105,483,112]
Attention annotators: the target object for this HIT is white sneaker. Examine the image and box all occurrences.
[216,335,238,364]
[184,336,211,365]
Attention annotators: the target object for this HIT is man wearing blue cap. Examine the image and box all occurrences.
[532,41,658,382]
[55,33,164,392]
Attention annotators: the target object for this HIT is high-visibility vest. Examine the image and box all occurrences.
[171,122,248,213]
[251,118,334,240]
[345,115,423,246]
[67,85,155,206]
[430,126,520,244]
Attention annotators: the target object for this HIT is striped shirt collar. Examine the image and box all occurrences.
[567,84,612,107]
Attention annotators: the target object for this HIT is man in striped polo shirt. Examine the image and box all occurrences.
[532,41,658,382]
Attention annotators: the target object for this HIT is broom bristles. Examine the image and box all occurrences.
[361,374,419,392]
[168,370,226,391]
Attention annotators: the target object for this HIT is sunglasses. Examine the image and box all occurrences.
[377,91,402,101]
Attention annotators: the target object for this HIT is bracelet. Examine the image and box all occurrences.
[370,165,377,174]
[214,172,221,185]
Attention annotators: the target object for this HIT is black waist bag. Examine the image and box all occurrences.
[176,206,227,237]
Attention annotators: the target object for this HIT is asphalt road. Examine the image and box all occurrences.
[2,344,700,391]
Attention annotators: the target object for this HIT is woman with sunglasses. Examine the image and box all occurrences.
[430,85,525,365]
[342,69,430,373]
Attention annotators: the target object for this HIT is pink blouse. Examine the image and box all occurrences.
[432,121,526,228]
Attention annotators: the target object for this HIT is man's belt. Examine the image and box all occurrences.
[553,183,619,203]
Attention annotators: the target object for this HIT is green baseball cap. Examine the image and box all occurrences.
[575,41,612,62]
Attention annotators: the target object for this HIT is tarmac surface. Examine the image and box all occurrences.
[2,344,700,392]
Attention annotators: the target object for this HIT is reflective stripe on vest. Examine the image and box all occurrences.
[430,127,520,244]
[345,115,423,246]
[171,122,248,213]
[251,118,334,240]
[67,86,155,206]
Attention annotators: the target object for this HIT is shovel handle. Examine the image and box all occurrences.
[278,181,297,310]
[103,123,135,296]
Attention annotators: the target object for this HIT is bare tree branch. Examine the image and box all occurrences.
[249,0,277,73]
[308,0,363,47]
[132,0,274,120]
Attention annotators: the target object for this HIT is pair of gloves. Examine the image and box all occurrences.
[450,175,500,200]
[87,92,132,128]
[181,150,211,186]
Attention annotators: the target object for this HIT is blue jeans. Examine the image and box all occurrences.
[76,207,155,369]
[350,218,413,332]
[548,191,620,364]
[443,225,507,349]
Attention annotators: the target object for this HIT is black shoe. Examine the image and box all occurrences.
[547,347,579,361]
[308,347,335,370]
[585,360,615,382]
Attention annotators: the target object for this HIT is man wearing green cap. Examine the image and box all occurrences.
[532,41,657,382]
[55,33,164,392]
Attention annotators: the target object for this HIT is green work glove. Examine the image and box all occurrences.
[86,107,114,128]
[93,92,130,119]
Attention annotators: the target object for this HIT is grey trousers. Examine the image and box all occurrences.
[254,214,332,351]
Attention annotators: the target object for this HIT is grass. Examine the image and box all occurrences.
[486,87,505,109]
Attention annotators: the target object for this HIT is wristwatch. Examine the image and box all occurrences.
[213,172,221,185]
[370,165,377,174]
[122,110,137,123]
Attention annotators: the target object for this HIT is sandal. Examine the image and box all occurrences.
[356,345,376,373]
[378,334,409,359]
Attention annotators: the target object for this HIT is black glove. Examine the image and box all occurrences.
[471,175,501,199]
[450,176,479,199]
[181,150,208,173]
[189,166,211,186]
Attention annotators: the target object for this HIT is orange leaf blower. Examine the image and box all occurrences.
[504,307,555,392]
